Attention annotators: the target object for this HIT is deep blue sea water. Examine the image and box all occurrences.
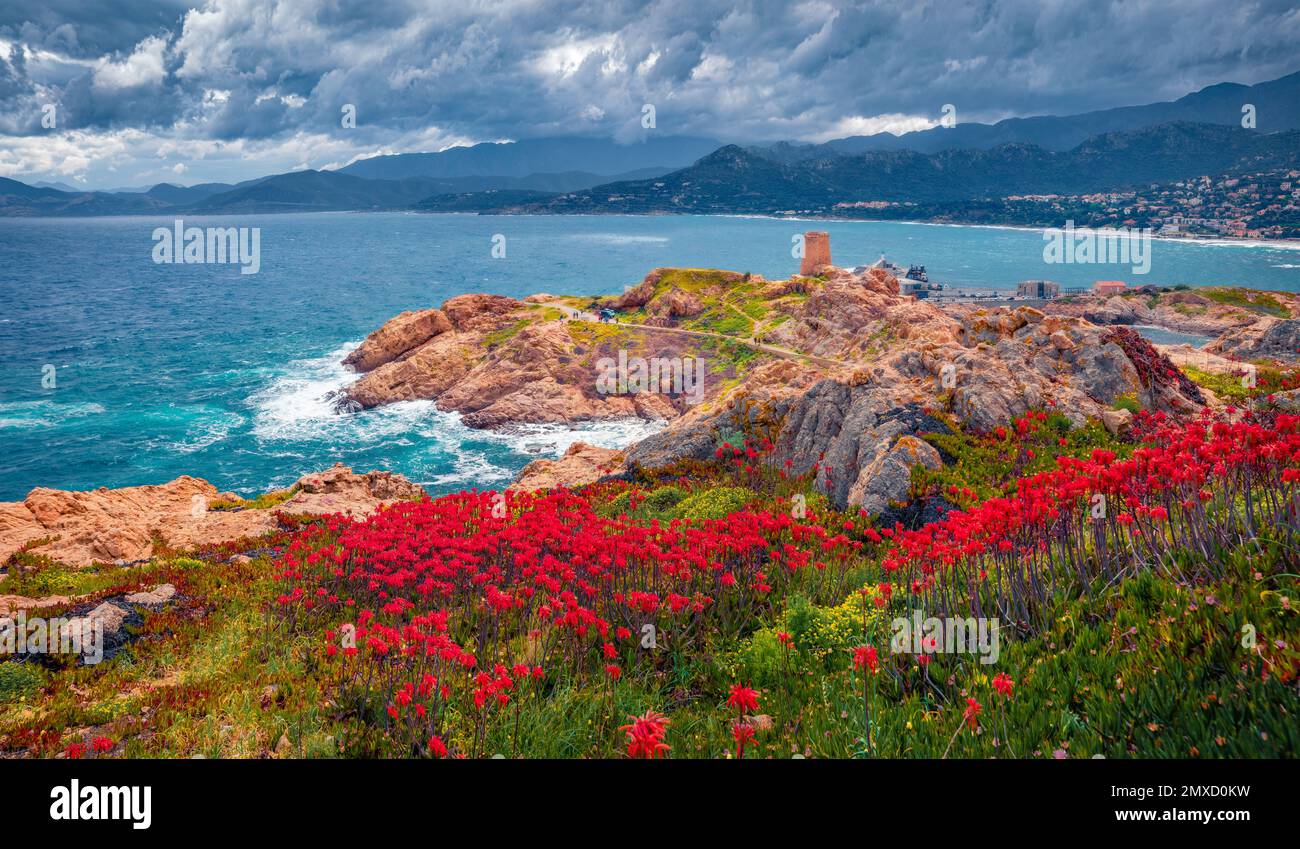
[1,212,1298,501]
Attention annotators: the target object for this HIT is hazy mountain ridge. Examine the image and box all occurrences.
[0,164,679,216]
[522,123,1300,214]
[774,69,1300,158]
[337,135,721,180]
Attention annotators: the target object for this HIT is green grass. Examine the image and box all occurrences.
[0,664,45,705]
[1112,393,1142,414]
[918,411,1122,506]
[210,485,299,512]
[1202,288,1290,318]
[653,269,745,294]
[484,319,531,347]
[0,556,159,599]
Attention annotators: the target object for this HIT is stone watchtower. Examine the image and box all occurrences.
[800,231,831,276]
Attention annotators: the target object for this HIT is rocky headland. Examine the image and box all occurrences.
[333,263,1276,506]
[5,263,1295,580]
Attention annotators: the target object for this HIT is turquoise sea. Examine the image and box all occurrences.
[1,212,1297,501]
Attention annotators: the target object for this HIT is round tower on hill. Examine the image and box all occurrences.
[800,231,832,276]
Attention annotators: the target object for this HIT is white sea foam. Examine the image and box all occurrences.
[0,400,105,429]
[423,450,512,488]
[566,233,670,245]
[246,342,666,491]
[168,409,247,453]
[247,342,361,440]
[494,419,667,456]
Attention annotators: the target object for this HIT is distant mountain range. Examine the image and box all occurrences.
[773,68,1300,158]
[508,123,1300,215]
[0,136,713,216]
[338,135,720,180]
[2,70,1299,221]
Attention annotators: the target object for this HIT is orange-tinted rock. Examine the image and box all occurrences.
[344,309,452,372]
[0,466,424,568]
[282,463,424,517]
[609,275,658,309]
[861,266,900,296]
[648,287,705,319]
[441,294,521,331]
[509,443,625,491]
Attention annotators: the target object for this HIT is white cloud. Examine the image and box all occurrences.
[92,35,169,90]
[806,113,940,142]
[531,33,618,78]
[2,0,1298,188]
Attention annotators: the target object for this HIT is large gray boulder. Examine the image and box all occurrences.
[772,388,951,510]
[1210,319,1300,362]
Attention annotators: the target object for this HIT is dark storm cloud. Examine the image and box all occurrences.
[0,0,192,57]
[1,0,1298,185]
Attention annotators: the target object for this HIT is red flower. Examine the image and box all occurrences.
[852,645,879,674]
[91,736,114,754]
[963,697,983,729]
[428,735,448,758]
[732,721,756,758]
[727,683,759,713]
[992,672,1015,699]
[620,710,671,759]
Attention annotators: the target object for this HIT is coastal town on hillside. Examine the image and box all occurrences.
[833,167,1300,239]
[1005,167,1300,239]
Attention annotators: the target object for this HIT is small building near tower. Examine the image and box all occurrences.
[1017,280,1061,299]
[1094,280,1127,296]
[800,232,832,276]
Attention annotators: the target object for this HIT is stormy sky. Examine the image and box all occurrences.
[1,0,1298,189]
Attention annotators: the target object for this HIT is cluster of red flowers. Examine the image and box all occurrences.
[275,483,856,756]
[880,410,1300,631]
[64,736,114,759]
[272,406,1297,755]
[727,684,761,758]
[852,645,880,674]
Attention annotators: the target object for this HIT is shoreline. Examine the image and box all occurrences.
[0,408,668,504]
[6,208,1300,250]
[0,277,1262,502]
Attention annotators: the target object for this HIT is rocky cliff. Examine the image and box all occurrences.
[337,290,748,427]
[626,299,1207,510]
[1206,317,1300,360]
[336,266,1244,505]
[1036,287,1299,337]
[0,464,423,568]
